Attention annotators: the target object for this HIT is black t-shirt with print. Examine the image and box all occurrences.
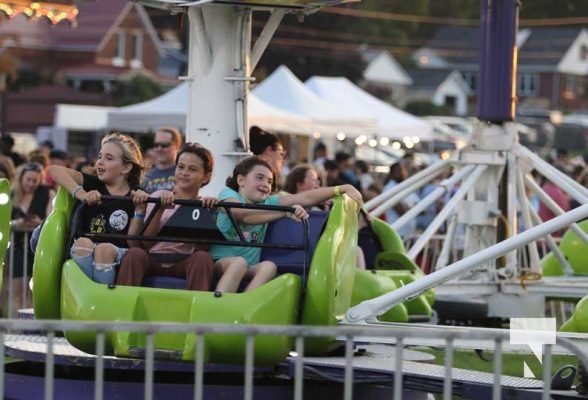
[77,173,135,248]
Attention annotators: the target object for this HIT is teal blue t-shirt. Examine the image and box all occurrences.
[209,187,280,266]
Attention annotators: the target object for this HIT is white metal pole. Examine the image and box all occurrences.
[391,164,475,233]
[524,174,588,244]
[515,168,541,271]
[365,159,450,212]
[345,203,588,323]
[519,146,588,203]
[407,165,488,259]
[186,5,252,196]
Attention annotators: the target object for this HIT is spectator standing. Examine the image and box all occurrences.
[249,126,286,191]
[1,134,25,167]
[383,162,420,239]
[142,127,182,193]
[354,160,374,196]
[6,163,55,316]
[334,151,361,190]
[538,171,570,236]
[312,141,328,187]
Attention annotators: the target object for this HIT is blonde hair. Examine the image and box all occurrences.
[101,133,144,188]
[11,163,44,204]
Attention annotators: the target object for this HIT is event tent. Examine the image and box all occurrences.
[107,82,312,134]
[305,76,434,141]
[252,65,377,136]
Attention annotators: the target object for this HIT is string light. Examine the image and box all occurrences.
[0,0,79,25]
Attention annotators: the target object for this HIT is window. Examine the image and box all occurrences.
[461,71,477,91]
[518,73,538,96]
[116,31,125,59]
[130,32,143,69]
[112,31,126,67]
[133,32,143,61]
[580,44,588,61]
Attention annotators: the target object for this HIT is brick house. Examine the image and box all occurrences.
[412,26,588,114]
[0,0,183,134]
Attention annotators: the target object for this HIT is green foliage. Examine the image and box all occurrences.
[405,100,453,116]
[111,74,164,107]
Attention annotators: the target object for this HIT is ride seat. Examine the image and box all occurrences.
[261,211,328,275]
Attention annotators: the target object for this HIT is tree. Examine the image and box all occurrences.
[111,73,164,107]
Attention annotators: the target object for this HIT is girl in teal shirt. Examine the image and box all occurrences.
[210,156,362,293]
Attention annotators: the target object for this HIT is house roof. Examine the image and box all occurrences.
[420,26,480,67]
[519,27,582,66]
[363,51,412,86]
[0,0,145,51]
[416,26,584,70]
[406,69,451,91]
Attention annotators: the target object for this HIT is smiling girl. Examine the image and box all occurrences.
[47,133,144,285]
[116,143,217,290]
[209,156,363,293]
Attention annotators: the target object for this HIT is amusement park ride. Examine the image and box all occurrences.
[1,0,588,398]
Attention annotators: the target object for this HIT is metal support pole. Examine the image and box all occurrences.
[345,203,588,323]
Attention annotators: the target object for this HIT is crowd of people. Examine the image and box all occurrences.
[1,126,586,317]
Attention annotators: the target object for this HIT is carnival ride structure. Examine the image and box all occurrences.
[3,0,588,397]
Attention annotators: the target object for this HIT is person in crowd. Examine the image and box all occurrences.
[312,141,328,168]
[38,140,54,157]
[0,156,15,182]
[0,134,25,167]
[364,183,382,203]
[249,126,286,191]
[383,162,420,239]
[401,151,419,176]
[323,159,340,187]
[416,168,444,232]
[334,151,361,190]
[142,127,183,193]
[552,148,573,175]
[117,143,217,291]
[27,149,49,170]
[354,160,374,197]
[312,141,328,187]
[538,169,570,236]
[209,156,362,293]
[283,164,330,211]
[284,163,366,269]
[43,149,69,189]
[6,162,55,316]
[47,133,144,285]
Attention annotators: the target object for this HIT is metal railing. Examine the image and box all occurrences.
[1,318,586,400]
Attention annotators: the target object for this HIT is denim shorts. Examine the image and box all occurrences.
[71,244,128,285]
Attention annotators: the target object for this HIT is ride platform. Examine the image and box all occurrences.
[4,333,583,399]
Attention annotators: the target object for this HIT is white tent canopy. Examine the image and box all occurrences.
[252,65,377,137]
[107,82,312,134]
[305,76,434,141]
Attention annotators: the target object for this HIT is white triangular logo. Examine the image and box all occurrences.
[523,361,535,378]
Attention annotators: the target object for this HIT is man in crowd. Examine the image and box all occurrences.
[142,127,183,193]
